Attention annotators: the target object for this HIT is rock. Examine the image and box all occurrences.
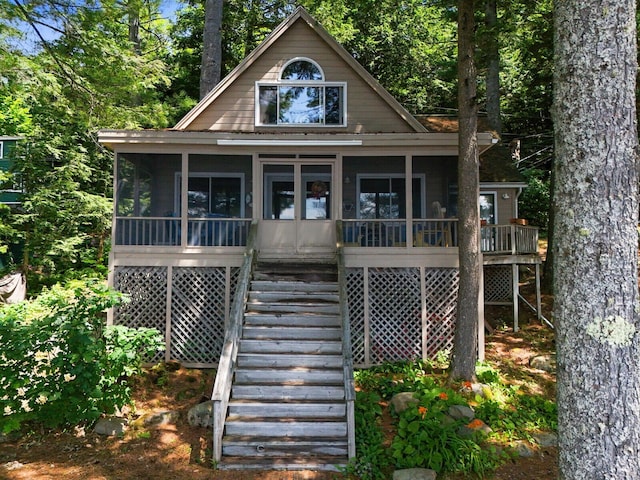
[513,441,536,458]
[530,354,557,373]
[188,401,213,427]
[94,417,128,436]
[393,467,437,480]
[2,461,25,471]
[533,432,558,447]
[448,404,475,421]
[132,410,180,429]
[390,392,419,414]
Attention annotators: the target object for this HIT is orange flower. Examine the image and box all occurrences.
[438,392,449,400]
[418,406,428,419]
[463,381,473,389]
[467,418,484,429]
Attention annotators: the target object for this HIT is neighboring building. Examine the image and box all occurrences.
[0,136,23,205]
[99,7,539,369]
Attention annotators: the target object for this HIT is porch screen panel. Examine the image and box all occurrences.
[115,153,181,246]
[368,267,421,364]
[424,268,459,358]
[171,267,227,365]
[113,266,168,362]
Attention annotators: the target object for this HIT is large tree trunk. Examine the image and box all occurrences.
[200,0,224,99]
[484,0,500,135]
[553,0,640,478]
[449,0,480,382]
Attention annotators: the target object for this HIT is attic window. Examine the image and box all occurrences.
[256,58,346,127]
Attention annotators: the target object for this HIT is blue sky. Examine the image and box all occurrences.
[9,0,183,53]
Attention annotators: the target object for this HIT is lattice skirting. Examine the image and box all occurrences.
[113,265,239,367]
[484,265,512,303]
[347,267,459,367]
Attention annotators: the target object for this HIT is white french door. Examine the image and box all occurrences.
[259,161,335,256]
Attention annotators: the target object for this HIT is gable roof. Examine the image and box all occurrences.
[174,6,426,133]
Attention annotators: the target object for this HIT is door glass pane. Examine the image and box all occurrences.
[264,164,294,220]
[302,164,331,220]
[272,181,295,219]
[480,193,496,224]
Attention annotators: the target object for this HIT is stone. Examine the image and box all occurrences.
[533,432,558,447]
[94,417,128,436]
[188,400,213,427]
[513,441,535,458]
[390,392,419,414]
[393,467,437,480]
[448,404,475,421]
[132,410,180,429]
[529,354,557,373]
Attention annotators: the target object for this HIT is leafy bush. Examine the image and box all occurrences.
[343,391,390,480]
[390,388,501,475]
[518,168,551,232]
[354,359,557,477]
[0,280,164,434]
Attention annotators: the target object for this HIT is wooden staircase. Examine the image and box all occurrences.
[219,261,350,471]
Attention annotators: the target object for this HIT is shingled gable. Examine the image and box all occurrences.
[174,6,427,134]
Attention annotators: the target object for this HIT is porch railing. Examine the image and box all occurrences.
[114,217,251,247]
[341,219,538,255]
[480,224,539,255]
[211,220,258,462]
[341,219,459,248]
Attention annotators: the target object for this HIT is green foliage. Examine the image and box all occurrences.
[354,359,557,478]
[343,391,389,480]
[518,168,551,232]
[475,395,557,442]
[0,280,164,434]
[389,386,501,475]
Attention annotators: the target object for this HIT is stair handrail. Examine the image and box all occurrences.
[336,221,357,459]
[211,220,258,462]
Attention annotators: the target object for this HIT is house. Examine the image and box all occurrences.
[99,7,540,468]
[98,6,542,367]
[0,136,23,205]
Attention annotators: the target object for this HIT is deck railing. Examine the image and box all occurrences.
[114,217,251,247]
[341,219,459,247]
[341,219,538,255]
[211,221,258,462]
[336,222,357,459]
[480,224,539,255]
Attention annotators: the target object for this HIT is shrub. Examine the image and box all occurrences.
[344,390,390,480]
[0,280,164,433]
[390,389,501,475]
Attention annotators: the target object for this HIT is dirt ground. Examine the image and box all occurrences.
[0,280,556,480]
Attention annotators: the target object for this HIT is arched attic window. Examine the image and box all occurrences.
[256,57,346,126]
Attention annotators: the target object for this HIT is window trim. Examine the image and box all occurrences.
[280,57,325,81]
[255,57,347,128]
[0,142,4,159]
